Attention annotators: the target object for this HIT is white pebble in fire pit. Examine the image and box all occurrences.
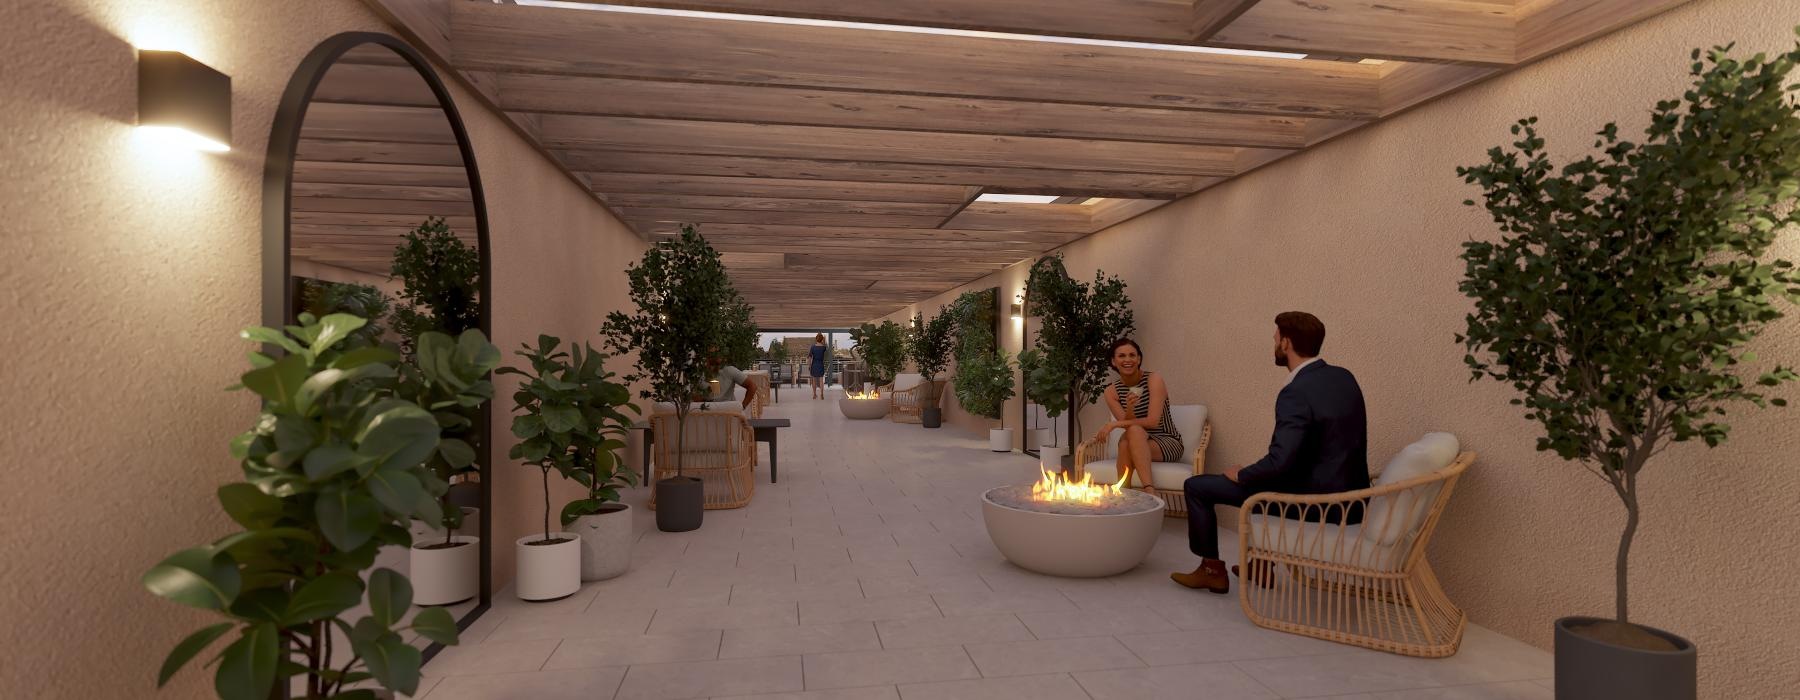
[985,483,1161,516]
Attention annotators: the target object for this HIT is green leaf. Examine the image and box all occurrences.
[240,354,309,411]
[359,632,423,696]
[143,548,240,611]
[286,572,364,624]
[213,623,279,700]
[438,438,477,469]
[316,489,381,551]
[227,587,289,624]
[542,405,581,433]
[410,606,460,645]
[310,313,368,355]
[512,415,545,439]
[240,326,304,356]
[330,346,399,370]
[302,444,359,481]
[367,568,414,627]
[356,401,441,472]
[217,483,282,529]
[157,622,234,687]
[368,469,426,517]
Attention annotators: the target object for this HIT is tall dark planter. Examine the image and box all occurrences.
[1554,617,1695,700]
[655,477,703,532]
[921,407,943,428]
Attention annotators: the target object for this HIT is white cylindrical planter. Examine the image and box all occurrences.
[514,532,582,601]
[990,428,1014,452]
[410,535,478,606]
[1038,445,1067,472]
[572,505,634,582]
[1028,428,1054,451]
[411,507,479,544]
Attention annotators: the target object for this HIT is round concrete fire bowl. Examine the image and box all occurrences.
[981,483,1162,578]
[838,396,889,420]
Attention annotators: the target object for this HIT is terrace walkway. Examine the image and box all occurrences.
[420,390,1553,699]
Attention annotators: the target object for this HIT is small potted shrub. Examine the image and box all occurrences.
[959,348,1017,451]
[908,310,955,428]
[397,329,500,606]
[1025,256,1135,468]
[525,340,639,581]
[143,313,458,699]
[498,335,592,601]
[602,225,741,532]
[1455,36,1800,700]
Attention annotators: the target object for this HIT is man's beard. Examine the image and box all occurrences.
[1274,345,1288,367]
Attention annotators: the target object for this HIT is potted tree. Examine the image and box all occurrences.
[390,215,484,513]
[907,310,955,428]
[396,328,500,606]
[601,225,740,532]
[1455,37,1800,700]
[543,341,639,581]
[497,335,591,601]
[1025,256,1135,468]
[958,346,1017,451]
[850,320,907,393]
[143,313,458,699]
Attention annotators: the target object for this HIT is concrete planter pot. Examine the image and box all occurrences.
[409,535,478,606]
[1038,445,1067,472]
[1554,617,1696,700]
[572,504,633,582]
[989,428,1013,452]
[514,532,581,601]
[980,487,1162,577]
[655,477,705,532]
[921,407,943,428]
[1027,428,1054,451]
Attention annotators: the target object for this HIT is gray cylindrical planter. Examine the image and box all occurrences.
[921,407,943,428]
[573,503,633,581]
[1555,616,1696,700]
[656,477,704,532]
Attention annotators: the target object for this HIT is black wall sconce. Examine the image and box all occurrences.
[1010,294,1024,320]
[138,49,231,152]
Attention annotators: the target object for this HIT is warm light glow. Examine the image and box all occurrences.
[1030,468,1129,505]
[977,194,1060,204]
[845,387,882,400]
[135,125,229,152]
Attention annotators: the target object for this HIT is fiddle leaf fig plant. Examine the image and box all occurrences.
[394,328,501,546]
[955,347,1017,423]
[299,279,392,348]
[144,313,457,700]
[498,336,641,535]
[1456,36,1800,633]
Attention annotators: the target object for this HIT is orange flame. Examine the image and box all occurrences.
[1030,467,1130,505]
[845,387,882,399]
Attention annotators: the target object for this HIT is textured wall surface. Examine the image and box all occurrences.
[0,1,642,697]
[880,0,1800,695]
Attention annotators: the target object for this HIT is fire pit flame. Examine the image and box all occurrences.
[845,387,882,399]
[1030,467,1130,505]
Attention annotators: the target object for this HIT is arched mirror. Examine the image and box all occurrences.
[261,32,493,665]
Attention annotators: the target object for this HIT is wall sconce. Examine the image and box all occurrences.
[137,49,231,152]
[1010,294,1024,320]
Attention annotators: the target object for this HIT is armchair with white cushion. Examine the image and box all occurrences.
[1237,432,1474,658]
[1072,404,1211,517]
[885,372,928,423]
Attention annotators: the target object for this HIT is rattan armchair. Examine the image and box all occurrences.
[887,375,941,423]
[1072,405,1211,517]
[646,411,756,510]
[743,371,770,418]
[1237,444,1474,658]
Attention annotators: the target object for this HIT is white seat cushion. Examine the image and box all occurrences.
[1082,459,1194,490]
[1104,404,1206,456]
[1246,515,1405,571]
[1361,432,1459,547]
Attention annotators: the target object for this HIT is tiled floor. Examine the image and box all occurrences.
[419,388,1553,699]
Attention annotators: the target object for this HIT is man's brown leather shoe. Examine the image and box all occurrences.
[1171,562,1230,594]
[1232,561,1275,588]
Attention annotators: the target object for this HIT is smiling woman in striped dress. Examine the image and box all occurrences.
[1093,338,1183,490]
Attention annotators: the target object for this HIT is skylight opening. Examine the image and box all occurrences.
[976,194,1061,204]
[515,1,1309,59]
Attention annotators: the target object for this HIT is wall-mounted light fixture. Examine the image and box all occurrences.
[137,49,231,152]
[1010,294,1024,320]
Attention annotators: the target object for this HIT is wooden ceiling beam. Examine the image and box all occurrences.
[496,74,1313,149]
[291,182,471,202]
[583,173,971,204]
[623,208,946,228]
[295,139,464,167]
[637,222,1080,244]
[941,203,1094,233]
[537,116,1240,176]
[1190,0,1264,41]
[450,1,1383,119]
[297,103,457,145]
[292,162,471,188]
[1210,0,1516,65]
[601,193,958,216]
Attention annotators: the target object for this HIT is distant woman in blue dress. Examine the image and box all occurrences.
[809,333,829,400]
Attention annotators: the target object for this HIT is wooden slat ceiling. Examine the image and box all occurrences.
[361,0,1689,326]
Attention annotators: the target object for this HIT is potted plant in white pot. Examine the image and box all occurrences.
[498,335,591,601]
[949,290,1017,450]
[546,343,640,581]
[143,313,458,699]
[397,328,500,606]
[1025,256,1135,469]
[907,309,955,428]
[602,224,742,532]
[1455,35,1800,700]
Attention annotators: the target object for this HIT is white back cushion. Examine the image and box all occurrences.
[892,373,924,391]
[1168,404,1206,446]
[1361,432,1459,547]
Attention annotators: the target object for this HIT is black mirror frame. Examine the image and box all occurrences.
[259,31,494,661]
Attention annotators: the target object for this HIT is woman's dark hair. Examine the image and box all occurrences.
[1275,311,1326,357]
[1108,338,1143,366]
[814,333,825,343]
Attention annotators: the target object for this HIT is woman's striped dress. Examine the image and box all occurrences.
[1112,372,1184,461]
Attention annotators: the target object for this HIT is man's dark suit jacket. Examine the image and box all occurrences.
[1237,359,1370,496]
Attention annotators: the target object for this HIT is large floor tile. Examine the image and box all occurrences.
[726,687,901,700]
[615,656,804,700]
[422,638,561,677]
[485,607,656,642]
[645,602,799,634]
[1232,652,1448,697]
[422,667,627,700]
[730,579,867,606]
[896,673,1090,700]
[804,646,981,690]
[1015,605,1175,639]
[801,595,942,626]
[1073,662,1278,700]
[963,636,1144,678]
[1117,626,1304,665]
[929,590,1074,617]
[1324,681,1554,700]
[720,622,883,659]
[874,614,1034,649]
[541,630,722,670]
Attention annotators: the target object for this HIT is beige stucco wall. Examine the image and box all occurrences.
[881,0,1800,695]
[0,1,642,697]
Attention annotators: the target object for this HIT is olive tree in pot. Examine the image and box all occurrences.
[397,329,501,606]
[1025,256,1135,469]
[601,225,739,532]
[143,314,458,699]
[908,310,955,428]
[851,319,907,393]
[1456,36,1800,700]
[497,335,597,601]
